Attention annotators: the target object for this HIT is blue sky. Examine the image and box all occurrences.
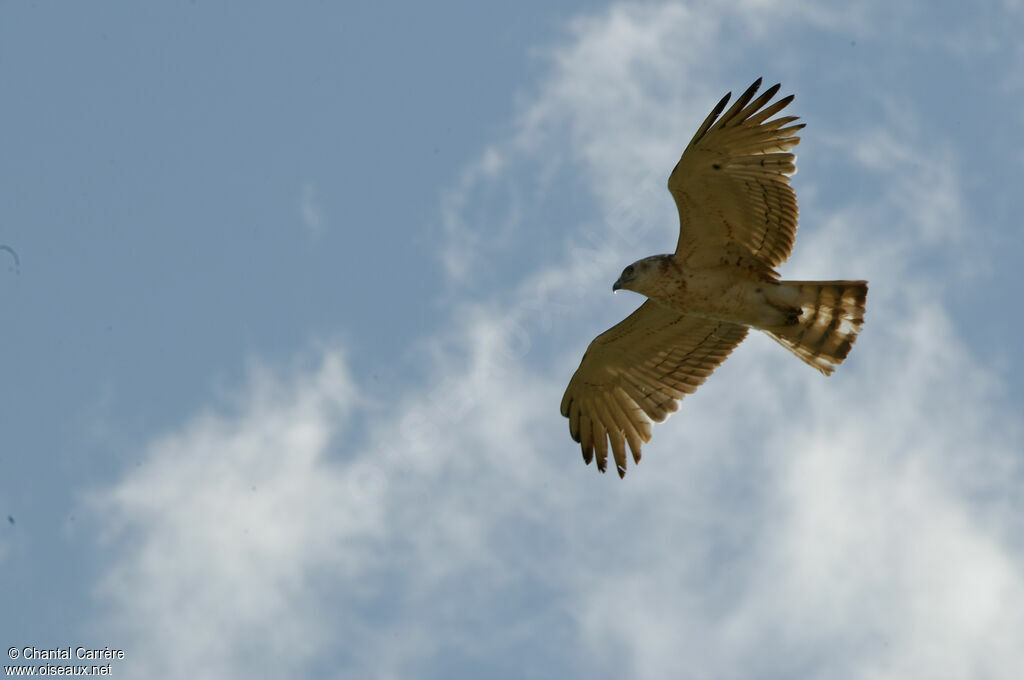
[2,1,1024,678]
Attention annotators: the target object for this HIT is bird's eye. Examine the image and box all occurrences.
[624,266,635,278]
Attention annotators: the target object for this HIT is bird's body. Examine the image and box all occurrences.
[622,254,779,326]
[561,79,868,478]
[621,253,864,339]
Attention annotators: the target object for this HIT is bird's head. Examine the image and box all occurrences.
[612,255,673,296]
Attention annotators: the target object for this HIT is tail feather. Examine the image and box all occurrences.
[764,280,867,375]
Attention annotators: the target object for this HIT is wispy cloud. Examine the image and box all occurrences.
[90,2,1024,679]
[300,182,325,238]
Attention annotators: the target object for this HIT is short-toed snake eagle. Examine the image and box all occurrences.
[560,78,867,478]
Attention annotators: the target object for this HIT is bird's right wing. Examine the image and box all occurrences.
[668,78,804,272]
[560,301,748,477]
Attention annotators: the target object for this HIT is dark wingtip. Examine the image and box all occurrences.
[559,395,572,417]
[735,81,760,106]
[744,77,763,97]
[711,91,732,120]
[617,465,627,479]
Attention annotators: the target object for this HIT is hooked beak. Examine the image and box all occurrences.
[612,278,622,292]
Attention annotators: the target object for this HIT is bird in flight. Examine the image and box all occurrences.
[560,78,867,478]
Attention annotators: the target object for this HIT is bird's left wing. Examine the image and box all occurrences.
[561,301,748,478]
[668,78,804,272]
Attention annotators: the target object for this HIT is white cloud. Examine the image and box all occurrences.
[90,2,1024,679]
[91,352,361,678]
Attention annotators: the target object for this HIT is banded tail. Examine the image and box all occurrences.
[764,280,868,375]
